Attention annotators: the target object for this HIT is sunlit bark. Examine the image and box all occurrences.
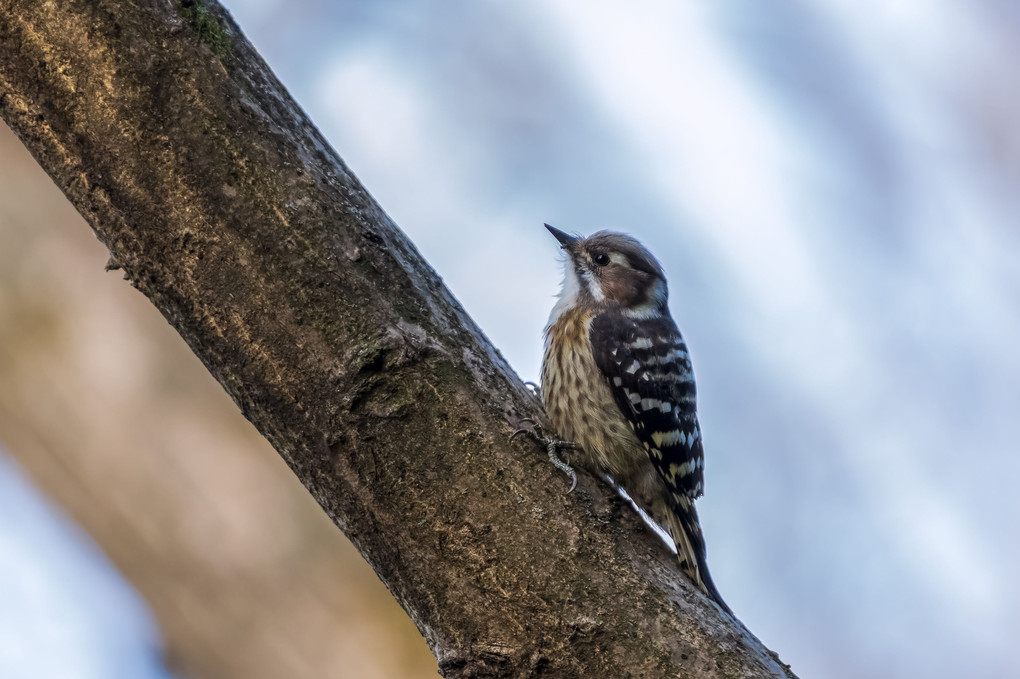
[0,1,796,676]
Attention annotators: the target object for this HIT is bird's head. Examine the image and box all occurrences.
[545,224,667,318]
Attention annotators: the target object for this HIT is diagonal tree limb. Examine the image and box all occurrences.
[0,1,797,677]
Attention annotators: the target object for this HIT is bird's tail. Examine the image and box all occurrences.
[667,497,731,614]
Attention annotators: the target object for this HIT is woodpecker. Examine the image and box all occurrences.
[533,223,729,612]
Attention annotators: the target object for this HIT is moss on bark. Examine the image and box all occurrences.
[0,1,797,677]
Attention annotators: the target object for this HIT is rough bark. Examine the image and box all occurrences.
[0,2,797,677]
[0,119,439,679]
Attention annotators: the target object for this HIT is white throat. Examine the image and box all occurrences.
[545,257,582,331]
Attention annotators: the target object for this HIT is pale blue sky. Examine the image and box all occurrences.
[2,2,1018,678]
[222,2,1020,676]
[0,453,171,679]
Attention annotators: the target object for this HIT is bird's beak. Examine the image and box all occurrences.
[544,223,578,249]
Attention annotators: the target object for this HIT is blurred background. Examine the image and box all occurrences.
[2,1,1019,677]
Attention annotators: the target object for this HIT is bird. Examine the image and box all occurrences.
[528,223,729,613]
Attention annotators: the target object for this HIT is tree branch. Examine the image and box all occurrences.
[0,1,796,676]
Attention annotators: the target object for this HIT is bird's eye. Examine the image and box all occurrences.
[592,253,610,267]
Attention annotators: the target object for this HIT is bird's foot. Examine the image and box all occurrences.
[510,419,579,493]
[522,381,542,399]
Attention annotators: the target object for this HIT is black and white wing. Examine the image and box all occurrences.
[590,310,731,612]
[589,311,705,501]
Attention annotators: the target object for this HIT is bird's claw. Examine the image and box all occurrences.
[511,419,579,493]
[511,418,544,444]
[547,439,578,492]
[523,381,542,399]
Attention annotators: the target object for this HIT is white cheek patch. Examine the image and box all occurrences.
[623,279,668,320]
[582,268,605,301]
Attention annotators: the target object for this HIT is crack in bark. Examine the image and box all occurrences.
[0,1,799,677]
